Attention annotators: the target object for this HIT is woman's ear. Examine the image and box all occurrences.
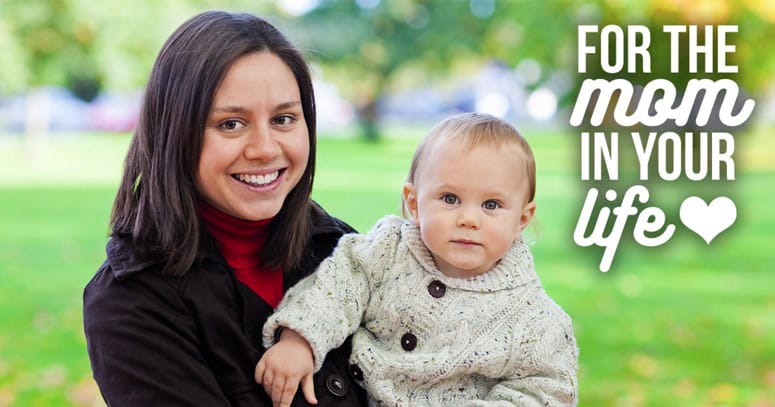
[403,183,420,224]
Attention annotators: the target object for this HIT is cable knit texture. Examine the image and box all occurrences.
[263,215,578,406]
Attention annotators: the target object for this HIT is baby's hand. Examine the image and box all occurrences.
[255,328,317,407]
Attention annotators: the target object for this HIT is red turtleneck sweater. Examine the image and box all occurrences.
[198,201,284,308]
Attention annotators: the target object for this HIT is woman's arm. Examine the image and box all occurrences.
[83,265,236,406]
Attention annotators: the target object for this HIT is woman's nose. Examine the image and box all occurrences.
[244,126,281,161]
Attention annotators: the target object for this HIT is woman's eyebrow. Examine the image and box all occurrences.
[274,101,302,111]
[210,101,301,113]
[210,105,249,113]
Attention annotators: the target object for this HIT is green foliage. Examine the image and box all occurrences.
[292,0,579,93]
[0,18,29,94]
[286,0,774,139]
[0,0,278,94]
[1,0,99,94]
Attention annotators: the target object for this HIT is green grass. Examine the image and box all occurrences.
[0,129,773,406]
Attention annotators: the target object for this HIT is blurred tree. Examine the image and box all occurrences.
[0,0,254,163]
[0,0,273,158]
[288,0,593,140]
[0,18,29,95]
[288,0,772,140]
[289,0,490,140]
[0,0,114,99]
[87,0,277,91]
[1,0,105,159]
[0,0,276,94]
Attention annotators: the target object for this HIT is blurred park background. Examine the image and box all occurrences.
[0,0,773,405]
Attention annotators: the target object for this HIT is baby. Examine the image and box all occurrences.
[256,112,578,406]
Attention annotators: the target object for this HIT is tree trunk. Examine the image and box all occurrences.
[358,97,380,142]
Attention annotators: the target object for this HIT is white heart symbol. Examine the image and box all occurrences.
[679,196,737,244]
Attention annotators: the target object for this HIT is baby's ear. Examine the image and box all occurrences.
[402,183,420,224]
[518,201,536,234]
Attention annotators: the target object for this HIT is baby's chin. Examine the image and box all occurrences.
[438,261,498,279]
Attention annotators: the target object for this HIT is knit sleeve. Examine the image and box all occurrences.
[466,299,579,407]
[262,215,403,372]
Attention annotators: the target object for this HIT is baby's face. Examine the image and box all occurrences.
[403,139,535,279]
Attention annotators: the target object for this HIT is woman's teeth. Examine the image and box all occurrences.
[236,171,279,186]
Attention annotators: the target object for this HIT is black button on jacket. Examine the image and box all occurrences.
[83,205,367,406]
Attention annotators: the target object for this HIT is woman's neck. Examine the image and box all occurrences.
[197,200,284,307]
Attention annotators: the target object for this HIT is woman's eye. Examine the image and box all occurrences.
[219,119,244,131]
[483,200,500,210]
[272,115,296,126]
[442,194,459,205]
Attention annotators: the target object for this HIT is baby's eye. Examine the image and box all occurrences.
[482,200,500,210]
[441,194,459,205]
[219,119,245,131]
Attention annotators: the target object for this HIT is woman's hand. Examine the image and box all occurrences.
[255,328,318,407]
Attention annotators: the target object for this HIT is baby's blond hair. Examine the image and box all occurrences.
[402,112,536,217]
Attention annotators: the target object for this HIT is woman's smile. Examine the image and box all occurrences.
[233,169,285,188]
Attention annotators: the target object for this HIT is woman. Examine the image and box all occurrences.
[83,11,366,406]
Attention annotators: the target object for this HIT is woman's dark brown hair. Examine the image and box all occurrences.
[111,11,317,276]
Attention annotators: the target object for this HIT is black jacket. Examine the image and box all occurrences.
[83,205,367,406]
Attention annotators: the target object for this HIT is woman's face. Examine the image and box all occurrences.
[197,51,310,221]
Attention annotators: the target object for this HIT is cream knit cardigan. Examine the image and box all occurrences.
[264,215,578,406]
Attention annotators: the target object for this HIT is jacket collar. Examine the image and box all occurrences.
[106,202,351,280]
[106,237,165,280]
